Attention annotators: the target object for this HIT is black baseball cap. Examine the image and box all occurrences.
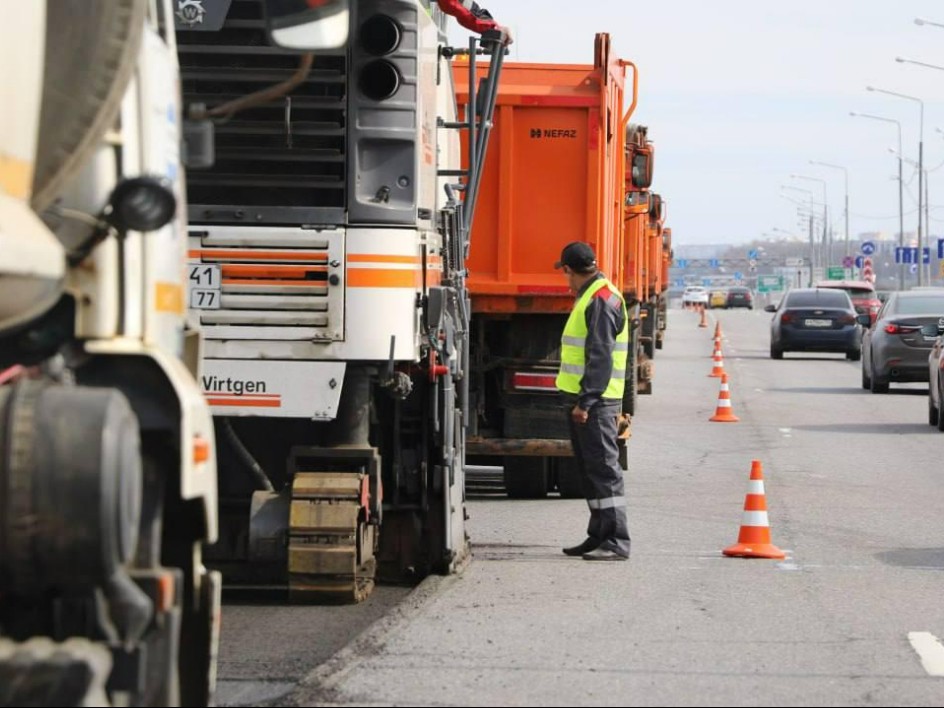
[554,241,597,271]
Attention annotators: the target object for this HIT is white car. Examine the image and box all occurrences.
[682,286,709,307]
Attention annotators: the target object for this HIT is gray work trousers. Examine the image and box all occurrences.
[565,397,631,556]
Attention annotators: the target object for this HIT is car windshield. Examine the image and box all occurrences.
[892,295,944,315]
[785,290,850,308]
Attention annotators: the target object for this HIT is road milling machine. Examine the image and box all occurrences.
[176,0,504,601]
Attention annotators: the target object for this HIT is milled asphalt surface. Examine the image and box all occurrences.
[280,307,944,706]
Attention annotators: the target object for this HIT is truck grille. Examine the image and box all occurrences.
[188,227,345,342]
[177,0,347,224]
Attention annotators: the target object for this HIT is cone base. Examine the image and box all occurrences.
[710,413,740,422]
[722,542,785,559]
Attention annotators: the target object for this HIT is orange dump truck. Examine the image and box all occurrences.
[456,34,642,498]
[646,192,669,355]
[622,124,656,410]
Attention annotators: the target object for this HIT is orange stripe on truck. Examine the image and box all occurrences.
[347,268,420,289]
[207,397,282,408]
[348,254,421,264]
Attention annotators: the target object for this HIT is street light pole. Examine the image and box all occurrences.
[791,174,829,270]
[780,187,818,283]
[810,160,850,260]
[868,86,925,285]
[850,111,905,289]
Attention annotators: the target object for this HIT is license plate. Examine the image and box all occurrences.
[188,264,221,310]
[189,288,221,310]
[188,264,221,288]
[804,319,832,327]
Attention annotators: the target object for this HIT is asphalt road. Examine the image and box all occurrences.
[278,306,944,707]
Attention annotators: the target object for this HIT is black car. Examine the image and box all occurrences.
[766,288,870,360]
[726,286,754,309]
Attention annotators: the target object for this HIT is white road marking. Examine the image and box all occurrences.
[908,631,944,677]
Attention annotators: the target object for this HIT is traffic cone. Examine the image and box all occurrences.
[698,304,708,328]
[708,344,726,377]
[712,334,722,356]
[709,373,739,422]
[723,460,785,559]
[713,321,723,340]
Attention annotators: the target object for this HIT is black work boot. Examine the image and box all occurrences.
[562,538,600,556]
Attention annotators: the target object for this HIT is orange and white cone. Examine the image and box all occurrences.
[708,344,726,377]
[710,373,739,422]
[723,460,785,559]
[712,334,722,356]
[713,321,723,340]
[698,304,708,328]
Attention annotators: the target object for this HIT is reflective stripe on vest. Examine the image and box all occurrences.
[555,276,629,399]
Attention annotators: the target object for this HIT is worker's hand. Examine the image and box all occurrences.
[571,405,589,425]
[496,24,514,45]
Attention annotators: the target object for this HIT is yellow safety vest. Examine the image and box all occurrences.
[556,277,629,400]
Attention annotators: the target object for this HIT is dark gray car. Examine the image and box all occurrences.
[862,290,944,393]
[766,288,866,360]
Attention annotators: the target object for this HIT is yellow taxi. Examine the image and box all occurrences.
[709,289,728,309]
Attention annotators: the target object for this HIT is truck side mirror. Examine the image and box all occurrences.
[264,0,349,50]
[106,177,176,233]
[631,151,652,189]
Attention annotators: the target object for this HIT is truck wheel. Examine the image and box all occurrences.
[503,457,548,499]
[622,364,638,416]
[139,445,219,707]
[937,381,944,432]
[642,337,655,360]
[554,458,584,499]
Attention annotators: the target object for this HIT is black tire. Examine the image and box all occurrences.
[861,362,871,390]
[148,443,218,708]
[622,339,639,417]
[937,382,944,432]
[929,391,939,427]
[870,370,889,394]
[554,458,584,499]
[770,343,783,360]
[642,337,655,360]
[846,348,861,362]
[503,457,548,499]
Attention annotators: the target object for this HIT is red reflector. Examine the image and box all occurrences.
[781,313,794,324]
[511,372,559,391]
[884,323,900,334]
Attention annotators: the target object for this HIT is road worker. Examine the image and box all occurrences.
[555,242,631,561]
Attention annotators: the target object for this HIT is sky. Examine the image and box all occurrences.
[450,1,944,248]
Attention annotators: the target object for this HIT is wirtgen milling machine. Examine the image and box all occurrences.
[176,0,503,602]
